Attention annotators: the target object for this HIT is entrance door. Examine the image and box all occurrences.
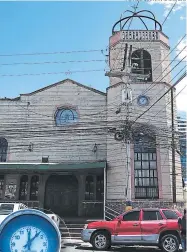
[44,175,78,217]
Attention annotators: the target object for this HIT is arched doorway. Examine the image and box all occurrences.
[44,175,78,217]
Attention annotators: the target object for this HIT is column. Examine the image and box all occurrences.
[38,174,49,209]
[93,175,97,201]
[27,175,32,201]
[78,175,85,217]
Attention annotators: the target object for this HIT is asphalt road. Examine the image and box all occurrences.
[61,240,160,252]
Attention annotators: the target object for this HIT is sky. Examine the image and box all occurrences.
[0,1,186,112]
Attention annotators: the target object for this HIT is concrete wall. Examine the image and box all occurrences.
[109,30,171,85]
[106,74,183,201]
[0,79,107,163]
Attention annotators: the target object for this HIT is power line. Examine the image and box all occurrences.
[0,58,185,67]
[145,0,178,53]
[162,0,177,26]
[0,49,102,57]
[130,34,186,103]
[0,69,105,77]
[133,70,187,124]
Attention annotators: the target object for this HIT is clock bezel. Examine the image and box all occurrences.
[0,209,61,252]
[137,95,150,106]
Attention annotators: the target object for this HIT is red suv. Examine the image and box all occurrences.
[81,208,182,252]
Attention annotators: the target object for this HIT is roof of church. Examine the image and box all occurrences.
[0,78,106,101]
[20,78,106,96]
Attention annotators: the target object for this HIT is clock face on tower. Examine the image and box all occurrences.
[137,95,149,106]
[0,209,61,252]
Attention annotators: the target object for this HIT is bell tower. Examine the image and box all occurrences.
[106,10,183,205]
[108,10,171,85]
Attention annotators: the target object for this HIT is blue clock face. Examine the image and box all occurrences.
[10,226,48,252]
[0,210,61,252]
[137,95,149,106]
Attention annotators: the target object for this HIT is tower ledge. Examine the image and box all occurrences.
[110,30,169,48]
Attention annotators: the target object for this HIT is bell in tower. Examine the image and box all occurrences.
[107,10,171,86]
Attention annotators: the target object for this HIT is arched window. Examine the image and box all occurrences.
[131,49,152,81]
[0,175,4,199]
[96,175,104,200]
[19,175,28,200]
[85,176,94,200]
[55,108,78,126]
[0,138,8,162]
[30,175,39,200]
[134,135,158,199]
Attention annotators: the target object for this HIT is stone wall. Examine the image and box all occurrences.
[106,200,185,216]
[0,79,107,163]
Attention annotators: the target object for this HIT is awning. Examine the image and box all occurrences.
[0,161,106,172]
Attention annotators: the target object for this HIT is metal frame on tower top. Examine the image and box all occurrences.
[112,10,163,34]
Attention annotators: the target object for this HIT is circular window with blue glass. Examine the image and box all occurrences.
[0,209,61,252]
[55,108,78,126]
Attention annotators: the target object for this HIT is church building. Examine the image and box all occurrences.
[0,10,184,218]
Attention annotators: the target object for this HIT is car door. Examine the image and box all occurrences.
[114,210,141,243]
[141,210,166,244]
[161,209,180,230]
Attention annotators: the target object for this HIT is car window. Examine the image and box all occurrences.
[143,211,163,221]
[162,210,178,219]
[123,211,140,221]
[0,204,14,215]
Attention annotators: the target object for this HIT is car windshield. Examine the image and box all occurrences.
[0,204,14,215]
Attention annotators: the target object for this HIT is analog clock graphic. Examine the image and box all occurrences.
[137,95,149,106]
[10,226,48,252]
[0,209,61,252]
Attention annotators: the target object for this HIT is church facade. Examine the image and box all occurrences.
[0,11,184,218]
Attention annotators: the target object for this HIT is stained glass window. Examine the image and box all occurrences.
[19,175,28,200]
[30,175,39,201]
[55,108,78,126]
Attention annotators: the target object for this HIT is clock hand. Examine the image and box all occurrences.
[30,231,41,243]
[23,228,31,250]
[23,231,41,250]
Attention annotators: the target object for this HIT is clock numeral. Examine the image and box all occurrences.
[43,242,47,247]
[20,230,24,235]
[40,250,44,252]
[40,234,43,239]
[15,235,20,240]
[11,242,15,247]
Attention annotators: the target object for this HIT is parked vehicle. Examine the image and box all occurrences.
[40,209,60,228]
[0,203,27,224]
[81,208,182,252]
[0,203,60,228]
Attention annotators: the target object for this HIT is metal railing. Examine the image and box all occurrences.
[82,201,104,218]
[105,206,121,220]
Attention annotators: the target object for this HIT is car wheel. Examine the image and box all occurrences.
[91,231,111,250]
[160,234,179,252]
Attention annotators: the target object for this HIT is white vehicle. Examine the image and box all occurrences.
[41,209,60,228]
[0,203,27,224]
[0,203,60,228]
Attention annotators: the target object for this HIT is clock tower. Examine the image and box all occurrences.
[106,10,183,206]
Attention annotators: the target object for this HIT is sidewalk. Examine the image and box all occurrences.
[62,238,91,247]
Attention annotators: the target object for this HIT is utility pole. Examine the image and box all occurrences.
[171,87,176,203]
[106,43,133,201]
